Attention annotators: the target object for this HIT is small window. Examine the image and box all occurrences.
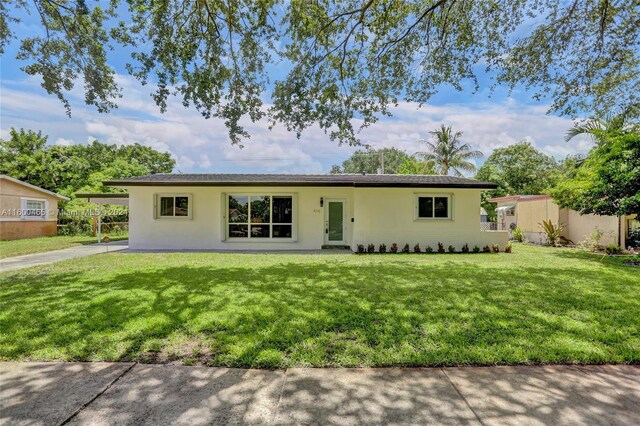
[156,194,191,219]
[23,199,46,218]
[416,195,450,219]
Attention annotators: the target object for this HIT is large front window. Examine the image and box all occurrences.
[228,195,293,239]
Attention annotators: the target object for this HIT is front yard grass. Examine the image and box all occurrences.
[0,234,128,259]
[0,244,638,367]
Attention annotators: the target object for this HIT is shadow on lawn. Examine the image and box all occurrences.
[1,257,638,368]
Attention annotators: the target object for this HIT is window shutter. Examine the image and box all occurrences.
[220,192,227,241]
[292,193,298,242]
[153,194,158,219]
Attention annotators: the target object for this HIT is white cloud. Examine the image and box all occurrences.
[0,75,592,174]
[55,137,74,146]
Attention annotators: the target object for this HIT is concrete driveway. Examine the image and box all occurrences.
[0,241,128,272]
[1,363,638,425]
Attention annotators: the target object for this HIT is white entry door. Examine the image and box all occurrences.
[324,199,346,245]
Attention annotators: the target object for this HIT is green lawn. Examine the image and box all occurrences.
[0,244,638,367]
[0,234,128,259]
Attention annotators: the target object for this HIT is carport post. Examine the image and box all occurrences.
[97,202,102,244]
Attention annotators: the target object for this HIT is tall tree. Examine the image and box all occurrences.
[330,147,409,174]
[2,1,638,145]
[551,131,640,217]
[418,125,482,177]
[0,128,175,197]
[475,141,559,219]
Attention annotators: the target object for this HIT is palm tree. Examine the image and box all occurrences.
[417,125,482,176]
[565,106,640,143]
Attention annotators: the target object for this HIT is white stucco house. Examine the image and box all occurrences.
[105,174,508,251]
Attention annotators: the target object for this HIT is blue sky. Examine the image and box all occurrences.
[0,6,592,174]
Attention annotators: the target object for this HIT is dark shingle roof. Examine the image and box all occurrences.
[105,174,498,189]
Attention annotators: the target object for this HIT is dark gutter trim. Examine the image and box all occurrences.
[104,181,497,189]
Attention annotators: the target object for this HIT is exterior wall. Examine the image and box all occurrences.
[0,178,61,241]
[127,186,355,250]
[125,185,507,250]
[352,187,508,249]
[565,210,619,246]
[514,198,561,243]
[0,221,57,240]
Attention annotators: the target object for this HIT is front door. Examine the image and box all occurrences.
[324,199,346,245]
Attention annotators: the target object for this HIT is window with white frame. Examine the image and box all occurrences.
[416,195,450,219]
[228,194,293,239]
[155,194,191,218]
[21,199,47,218]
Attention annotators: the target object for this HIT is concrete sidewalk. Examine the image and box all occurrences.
[1,363,638,425]
[0,241,128,272]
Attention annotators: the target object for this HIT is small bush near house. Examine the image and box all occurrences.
[605,244,622,255]
[390,243,398,253]
[402,243,410,253]
[367,243,376,253]
[357,244,365,254]
[437,242,445,253]
[505,245,512,253]
[462,243,469,253]
[413,243,421,253]
[448,245,455,253]
[492,244,500,253]
[483,245,491,253]
[425,246,433,253]
[379,243,387,253]
[512,227,525,242]
[578,227,604,252]
[473,245,481,253]
[539,220,565,246]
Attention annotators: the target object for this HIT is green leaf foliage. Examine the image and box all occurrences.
[3,1,639,145]
[551,132,640,216]
[475,141,559,220]
[330,147,409,174]
[0,128,175,202]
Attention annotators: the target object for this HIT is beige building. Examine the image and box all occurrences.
[489,194,638,247]
[0,175,69,241]
[106,174,508,251]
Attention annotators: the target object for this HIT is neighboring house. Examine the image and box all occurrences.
[480,207,489,223]
[489,194,638,247]
[0,175,69,241]
[104,174,508,251]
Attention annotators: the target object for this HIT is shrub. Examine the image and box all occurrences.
[414,243,421,253]
[379,243,387,253]
[505,244,512,253]
[402,243,410,253]
[538,219,565,246]
[357,244,365,254]
[448,245,455,253]
[425,246,433,253]
[512,227,524,242]
[462,243,469,253]
[483,245,491,253]
[390,243,398,253]
[578,227,604,252]
[628,228,640,248]
[605,244,622,255]
[367,243,376,253]
[473,245,481,253]
[492,244,500,253]
[437,242,445,253]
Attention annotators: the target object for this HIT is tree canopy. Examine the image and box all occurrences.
[475,141,559,219]
[0,128,175,199]
[551,132,640,217]
[3,1,639,145]
[330,147,409,174]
